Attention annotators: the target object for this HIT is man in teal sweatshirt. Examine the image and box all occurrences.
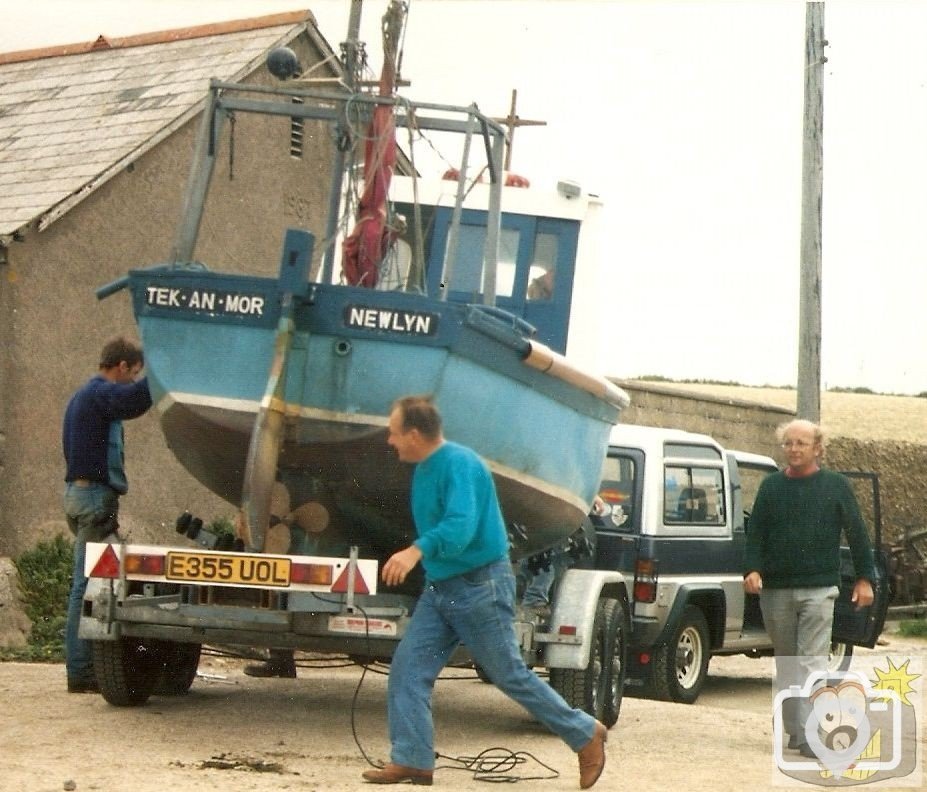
[362,395,607,788]
[744,419,875,760]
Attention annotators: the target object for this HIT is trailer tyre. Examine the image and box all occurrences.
[549,596,627,727]
[153,641,202,696]
[92,636,161,706]
[651,605,710,704]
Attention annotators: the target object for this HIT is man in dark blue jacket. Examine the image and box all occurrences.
[62,336,152,693]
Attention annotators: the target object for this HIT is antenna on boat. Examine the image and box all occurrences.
[491,89,546,171]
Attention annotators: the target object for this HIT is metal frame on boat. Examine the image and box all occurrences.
[97,4,628,559]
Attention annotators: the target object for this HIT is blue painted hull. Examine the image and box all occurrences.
[129,268,622,557]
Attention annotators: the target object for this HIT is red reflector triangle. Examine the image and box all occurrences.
[331,565,369,595]
[90,545,121,578]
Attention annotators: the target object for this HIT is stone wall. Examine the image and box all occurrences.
[613,379,793,458]
[827,438,927,546]
[613,379,927,547]
[0,557,29,649]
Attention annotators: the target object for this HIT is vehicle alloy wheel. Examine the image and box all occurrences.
[652,605,710,704]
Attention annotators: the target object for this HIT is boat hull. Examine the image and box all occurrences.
[130,268,623,558]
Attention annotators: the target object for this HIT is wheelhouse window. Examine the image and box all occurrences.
[526,232,558,302]
[445,224,519,298]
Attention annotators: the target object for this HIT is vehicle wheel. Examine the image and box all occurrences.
[827,640,853,674]
[92,636,161,706]
[651,605,710,704]
[153,641,202,696]
[549,597,626,727]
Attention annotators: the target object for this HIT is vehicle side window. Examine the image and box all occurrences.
[664,466,725,526]
[736,464,775,532]
[598,454,637,531]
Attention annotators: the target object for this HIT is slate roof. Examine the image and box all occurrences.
[0,10,332,240]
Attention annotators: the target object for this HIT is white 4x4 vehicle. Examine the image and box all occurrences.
[584,424,891,704]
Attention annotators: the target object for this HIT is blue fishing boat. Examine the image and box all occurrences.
[98,1,628,558]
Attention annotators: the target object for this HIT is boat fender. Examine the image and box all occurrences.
[523,341,630,410]
[442,168,530,188]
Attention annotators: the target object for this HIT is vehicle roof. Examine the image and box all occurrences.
[608,423,778,468]
[608,423,720,450]
[728,449,779,469]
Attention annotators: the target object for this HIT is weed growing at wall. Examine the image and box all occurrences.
[1,535,72,661]
[899,619,927,638]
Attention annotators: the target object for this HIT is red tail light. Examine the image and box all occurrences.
[89,548,167,578]
[124,554,166,575]
[291,563,334,586]
[633,558,658,603]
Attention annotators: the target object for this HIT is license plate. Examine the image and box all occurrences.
[166,551,291,587]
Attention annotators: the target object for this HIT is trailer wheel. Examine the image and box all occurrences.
[92,636,161,706]
[601,598,629,726]
[549,596,626,727]
[651,605,710,704]
[153,641,202,696]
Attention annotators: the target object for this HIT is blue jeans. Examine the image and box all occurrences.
[387,560,596,770]
[517,547,572,607]
[64,483,119,681]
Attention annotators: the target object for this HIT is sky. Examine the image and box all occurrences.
[3,0,926,395]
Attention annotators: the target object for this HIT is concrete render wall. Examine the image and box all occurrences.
[0,34,336,560]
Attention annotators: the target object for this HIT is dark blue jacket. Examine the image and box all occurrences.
[62,375,152,490]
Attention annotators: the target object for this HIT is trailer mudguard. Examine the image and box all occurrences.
[544,568,627,670]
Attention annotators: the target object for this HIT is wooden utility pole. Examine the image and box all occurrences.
[797,2,825,422]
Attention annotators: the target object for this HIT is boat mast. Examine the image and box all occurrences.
[319,0,365,284]
[491,89,546,171]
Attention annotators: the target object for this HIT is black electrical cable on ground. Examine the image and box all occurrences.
[313,593,561,783]
[437,747,560,783]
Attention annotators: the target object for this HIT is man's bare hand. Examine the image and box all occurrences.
[743,571,763,595]
[852,578,874,609]
[381,545,423,587]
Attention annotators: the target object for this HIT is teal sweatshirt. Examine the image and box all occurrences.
[744,468,875,588]
[411,441,509,581]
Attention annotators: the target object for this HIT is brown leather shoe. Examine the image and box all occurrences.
[577,720,607,789]
[362,763,434,785]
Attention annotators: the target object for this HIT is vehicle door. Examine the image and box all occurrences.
[831,471,892,648]
[592,447,642,588]
[730,454,779,639]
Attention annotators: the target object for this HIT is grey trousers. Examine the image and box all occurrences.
[759,585,839,740]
